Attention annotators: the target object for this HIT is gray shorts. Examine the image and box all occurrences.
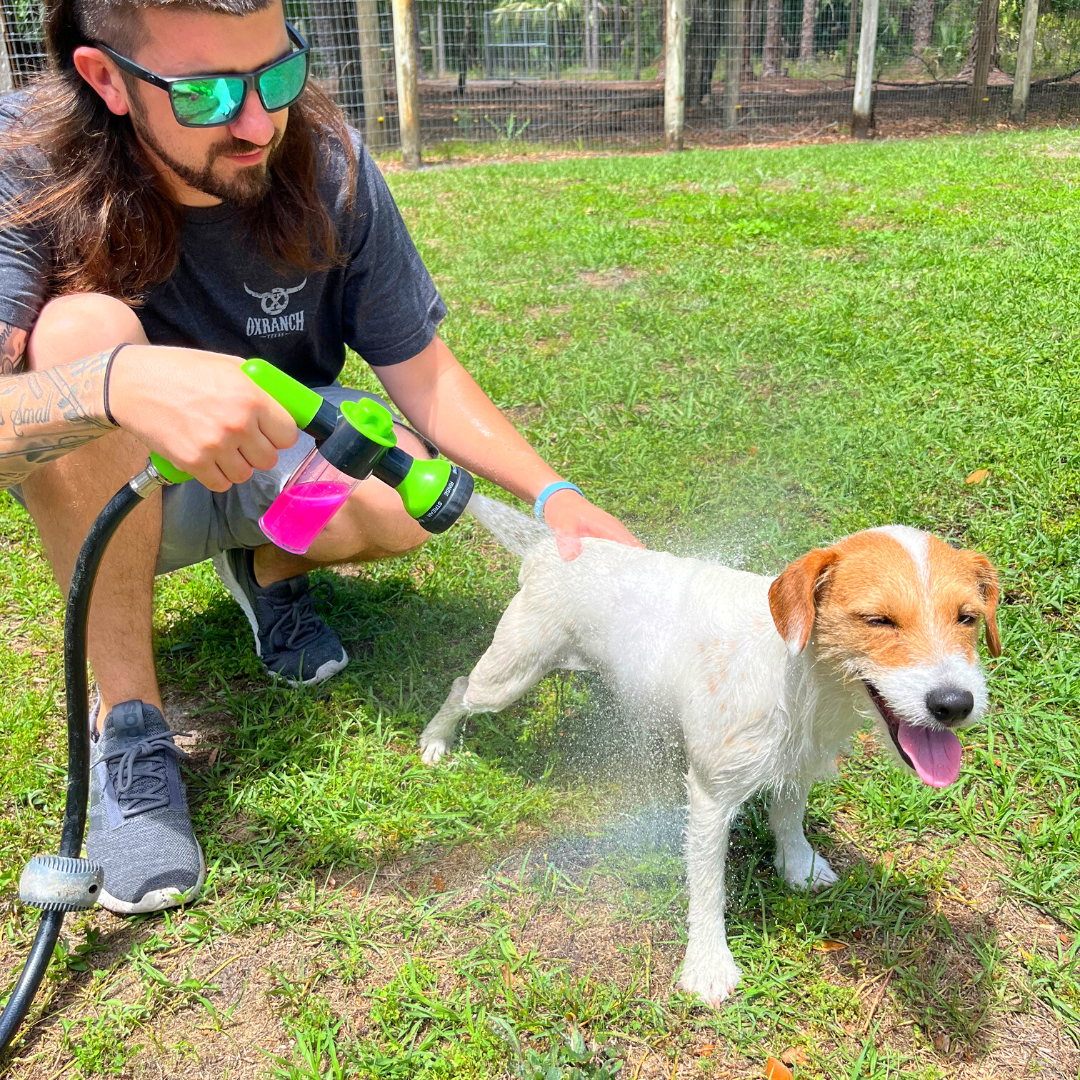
[11,384,405,576]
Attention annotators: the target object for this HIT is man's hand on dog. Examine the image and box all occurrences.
[542,487,644,561]
[109,346,298,491]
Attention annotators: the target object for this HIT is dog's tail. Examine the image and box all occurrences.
[467,493,551,556]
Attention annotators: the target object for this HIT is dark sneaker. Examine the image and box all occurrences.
[88,700,206,915]
[213,548,349,687]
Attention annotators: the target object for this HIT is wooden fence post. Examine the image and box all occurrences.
[392,0,422,168]
[969,0,998,120]
[1010,0,1038,122]
[664,0,686,149]
[356,0,387,148]
[0,4,15,94]
[851,0,879,139]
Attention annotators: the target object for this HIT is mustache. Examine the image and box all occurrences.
[208,132,283,164]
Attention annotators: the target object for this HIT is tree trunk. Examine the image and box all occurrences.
[743,0,755,78]
[412,0,423,76]
[967,0,999,117]
[763,0,782,76]
[843,0,858,78]
[615,0,623,68]
[1010,0,1038,121]
[459,0,474,93]
[958,0,1003,82]
[593,0,601,70]
[634,0,642,77]
[799,0,816,62]
[723,0,743,127]
[911,0,934,57]
[658,0,667,77]
[684,0,707,105]
[437,3,446,76]
[685,0,721,107]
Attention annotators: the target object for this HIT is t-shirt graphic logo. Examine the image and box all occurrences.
[244,279,308,339]
[244,278,307,316]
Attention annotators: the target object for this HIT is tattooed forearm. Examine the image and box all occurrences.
[0,321,28,376]
[0,349,116,487]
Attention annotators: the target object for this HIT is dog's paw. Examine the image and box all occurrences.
[419,734,451,765]
[780,850,839,892]
[677,950,742,1006]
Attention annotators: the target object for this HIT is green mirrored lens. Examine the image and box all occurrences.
[171,76,245,125]
[259,52,308,111]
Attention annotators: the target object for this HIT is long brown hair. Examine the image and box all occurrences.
[0,0,354,303]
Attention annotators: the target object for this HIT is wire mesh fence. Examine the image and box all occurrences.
[3,0,1080,151]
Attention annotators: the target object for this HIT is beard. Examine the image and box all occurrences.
[129,97,285,207]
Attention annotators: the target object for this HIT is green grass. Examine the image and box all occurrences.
[4,128,1080,1078]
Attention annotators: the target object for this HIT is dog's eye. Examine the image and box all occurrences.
[957,611,978,626]
[863,615,897,629]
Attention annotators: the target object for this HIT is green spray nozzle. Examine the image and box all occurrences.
[148,359,339,485]
[396,457,474,533]
[322,401,474,534]
[147,357,474,536]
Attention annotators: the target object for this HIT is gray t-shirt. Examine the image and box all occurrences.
[0,93,445,387]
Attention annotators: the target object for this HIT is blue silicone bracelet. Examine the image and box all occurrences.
[534,481,584,522]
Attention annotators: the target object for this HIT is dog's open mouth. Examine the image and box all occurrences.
[863,682,962,788]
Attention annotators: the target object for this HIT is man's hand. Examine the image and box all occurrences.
[542,488,644,561]
[108,346,298,491]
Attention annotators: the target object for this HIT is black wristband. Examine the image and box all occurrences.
[102,343,130,428]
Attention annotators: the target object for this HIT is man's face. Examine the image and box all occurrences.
[98,3,293,206]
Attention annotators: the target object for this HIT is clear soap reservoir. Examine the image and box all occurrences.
[259,398,397,555]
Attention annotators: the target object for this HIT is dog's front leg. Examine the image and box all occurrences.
[769,779,839,891]
[677,766,741,1006]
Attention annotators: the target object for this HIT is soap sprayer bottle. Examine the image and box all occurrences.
[149,359,473,549]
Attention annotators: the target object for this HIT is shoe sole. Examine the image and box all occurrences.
[97,841,207,916]
[213,552,348,687]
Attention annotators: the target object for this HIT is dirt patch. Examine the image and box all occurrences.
[3,814,1078,1079]
[524,303,572,319]
[502,404,545,426]
[578,267,640,289]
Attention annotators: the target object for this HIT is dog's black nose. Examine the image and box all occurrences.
[926,687,974,725]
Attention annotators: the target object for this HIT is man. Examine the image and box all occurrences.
[0,0,639,915]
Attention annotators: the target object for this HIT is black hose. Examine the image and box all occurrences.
[0,480,144,1055]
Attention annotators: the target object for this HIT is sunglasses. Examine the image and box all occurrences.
[95,24,310,128]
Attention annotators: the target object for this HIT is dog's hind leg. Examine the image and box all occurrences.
[677,766,742,1006]
[769,779,839,891]
[419,591,574,765]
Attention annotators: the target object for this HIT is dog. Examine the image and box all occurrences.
[419,496,1000,1004]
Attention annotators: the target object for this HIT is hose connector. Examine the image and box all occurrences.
[19,855,104,912]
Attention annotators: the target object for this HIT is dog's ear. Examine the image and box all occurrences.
[768,547,839,656]
[966,552,1001,658]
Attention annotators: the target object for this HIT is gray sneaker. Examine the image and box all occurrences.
[88,701,206,915]
[213,548,349,687]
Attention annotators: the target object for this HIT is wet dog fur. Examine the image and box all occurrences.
[419,498,1000,1004]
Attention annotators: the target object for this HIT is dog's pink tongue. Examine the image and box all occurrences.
[897,721,962,788]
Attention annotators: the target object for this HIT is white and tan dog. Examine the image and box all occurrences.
[420,497,1000,1004]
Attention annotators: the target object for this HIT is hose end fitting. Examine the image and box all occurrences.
[130,460,170,497]
[19,855,104,912]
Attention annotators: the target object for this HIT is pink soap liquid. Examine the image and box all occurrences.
[260,481,352,554]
